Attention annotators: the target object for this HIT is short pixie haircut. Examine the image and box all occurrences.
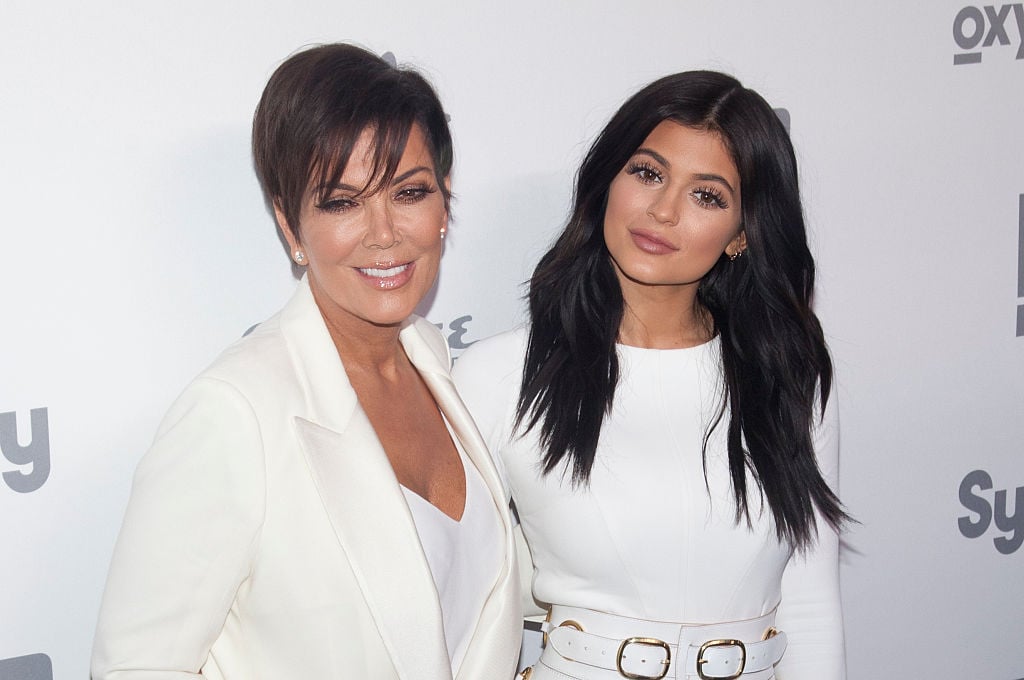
[252,43,453,236]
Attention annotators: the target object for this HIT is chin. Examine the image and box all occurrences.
[365,298,422,327]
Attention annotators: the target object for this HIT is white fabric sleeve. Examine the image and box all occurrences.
[451,336,521,503]
[91,378,266,679]
[774,391,846,680]
[453,333,550,618]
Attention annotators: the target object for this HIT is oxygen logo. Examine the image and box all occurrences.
[0,408,50,493]
[958,469,1024,554]
[1017,194,1023,337]
[953,5,1024,64]
[0,654,53,680]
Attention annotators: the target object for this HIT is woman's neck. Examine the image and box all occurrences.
[617,278,713,350]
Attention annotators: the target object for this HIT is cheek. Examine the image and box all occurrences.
[696,231,732,258]
[401,203,447,239]
[603,185,640,239]
[303,226,362,264]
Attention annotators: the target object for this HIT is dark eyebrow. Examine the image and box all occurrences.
[634,148,670,168]
[391,165,432,185]
[634,148,737,195]
[694,172,737,195]
[324,183,360,193]
[316,165,434,199]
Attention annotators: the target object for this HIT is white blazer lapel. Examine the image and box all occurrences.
[421,377,524,678]
[399,321,508,510]
[295,413,453,680]
[282,291,517,679]
[424,373,509,522]
[400,320,523,678]
[280,286,452,680]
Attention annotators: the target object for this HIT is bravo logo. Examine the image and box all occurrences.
[1,408,50,493]
[958,469,1024,554]
[953,5,1024,64]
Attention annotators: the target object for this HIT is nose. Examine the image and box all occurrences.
[361,200,399,249]
[647,189,683,226]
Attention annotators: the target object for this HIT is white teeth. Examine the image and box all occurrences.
[358,264,409,278]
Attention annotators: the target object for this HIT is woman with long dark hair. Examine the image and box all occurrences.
[454,71,848,679]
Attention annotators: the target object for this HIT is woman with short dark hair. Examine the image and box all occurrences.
[455,71,848,680]
[92,43,521,680]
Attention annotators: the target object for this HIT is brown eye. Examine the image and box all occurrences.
[693,187,728,210]
[626,162,663,184]
[395,185,434,202]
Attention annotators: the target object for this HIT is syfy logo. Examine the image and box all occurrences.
[0,654,52,680]
[0,408,50,493]
[953,5,1024,64]
[958,469,1024,554]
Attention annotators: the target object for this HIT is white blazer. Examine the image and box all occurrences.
[91,279,522,680]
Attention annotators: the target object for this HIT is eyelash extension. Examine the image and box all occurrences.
[625,161,663,184]
[316,196,357,213]
[395,184,437,202]
[315,184,438,213]
[693,185,729,210]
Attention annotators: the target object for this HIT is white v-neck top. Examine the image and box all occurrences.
[401,445,502,675]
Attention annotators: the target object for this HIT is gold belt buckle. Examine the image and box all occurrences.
[615,636,671,680]
[696,638,746,680]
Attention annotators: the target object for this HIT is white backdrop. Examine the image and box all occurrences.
[1,1,1022,678]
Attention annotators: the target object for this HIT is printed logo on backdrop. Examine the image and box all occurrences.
[958,469,1023,554]
[1017,194,1023,337]
[434,315,477,359]
[0,654,53,680]
[952,4,1024,64]
[0,408,50,493]
[243,316,477,356]
[773,109,790,133]
[382,51,453,124]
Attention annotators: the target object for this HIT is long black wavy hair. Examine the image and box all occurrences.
[516,71,847,549]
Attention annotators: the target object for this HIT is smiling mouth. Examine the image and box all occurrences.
[357,263,411,278]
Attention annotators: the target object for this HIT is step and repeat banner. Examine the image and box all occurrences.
[1,1,1021,678]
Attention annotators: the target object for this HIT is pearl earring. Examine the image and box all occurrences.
[294,251,305,263]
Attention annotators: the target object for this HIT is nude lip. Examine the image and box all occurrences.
[355,260,415,290]
[629,229,679,254]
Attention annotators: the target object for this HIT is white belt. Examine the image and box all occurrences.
[538,605,787,680]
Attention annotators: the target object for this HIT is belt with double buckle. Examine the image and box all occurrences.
[540,606,787,679]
